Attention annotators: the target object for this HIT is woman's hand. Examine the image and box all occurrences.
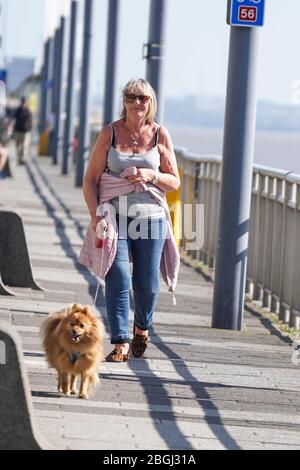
[92,210,109,232]
[92,215,102,232]
[126,168,155,185]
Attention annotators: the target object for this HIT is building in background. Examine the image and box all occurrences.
[5,57,35,94]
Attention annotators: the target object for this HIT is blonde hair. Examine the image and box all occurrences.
[120,79,157,124]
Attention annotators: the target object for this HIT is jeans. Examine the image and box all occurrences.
[105,215,167,344]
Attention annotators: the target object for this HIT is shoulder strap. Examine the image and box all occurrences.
[110,125,116,148]
[154,126,160,147]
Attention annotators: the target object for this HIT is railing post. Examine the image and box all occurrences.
[75,0,93,188]
[39,39,51,135]
[212,25,260,330]
[48,29,59,157]
[62,1,78,175]
[53,17,66,165]
[145,0,168,124]
[103,0,120,126]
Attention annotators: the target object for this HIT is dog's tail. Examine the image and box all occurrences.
[40,307,69,344]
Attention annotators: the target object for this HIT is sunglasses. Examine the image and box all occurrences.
[125,94,150,104]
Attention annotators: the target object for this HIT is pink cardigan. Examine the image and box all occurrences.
[79,172,180,304]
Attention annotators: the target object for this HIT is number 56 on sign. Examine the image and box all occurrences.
[227,0,265,27]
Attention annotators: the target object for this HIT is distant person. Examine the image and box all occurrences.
[0,114,9,179]
[5,105,15,139]
[72,126,79,164]
[13,97,32,165]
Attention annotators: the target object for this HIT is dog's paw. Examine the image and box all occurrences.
[70,389,77,395]
[63,390,71,396]
[79,393,88,399]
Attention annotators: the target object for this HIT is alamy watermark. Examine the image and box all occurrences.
[97,199,205,251]
[0,340,6,365]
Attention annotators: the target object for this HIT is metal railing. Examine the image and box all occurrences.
[175,147,300,330]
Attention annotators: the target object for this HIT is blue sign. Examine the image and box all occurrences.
[228,0,265,27]
[44,79,53,90]
[0,69,7,83]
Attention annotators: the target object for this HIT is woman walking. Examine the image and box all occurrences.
[80,79,180,362]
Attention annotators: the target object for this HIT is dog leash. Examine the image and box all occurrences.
[93,277,101,307]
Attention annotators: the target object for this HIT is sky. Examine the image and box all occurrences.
[2,0,300,106]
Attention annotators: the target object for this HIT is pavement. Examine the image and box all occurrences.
[1,153,300,450]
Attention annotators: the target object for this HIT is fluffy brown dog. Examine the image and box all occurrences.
[41,303,104,399]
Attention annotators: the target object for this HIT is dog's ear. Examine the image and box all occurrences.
[82,305,92,316]
[71,303,81,312]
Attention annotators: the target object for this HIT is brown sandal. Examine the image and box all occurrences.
[131,325,149,358]
[105,348,130,362]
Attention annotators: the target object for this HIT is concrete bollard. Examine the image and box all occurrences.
[0,321,51,449]
[0,210,43,295]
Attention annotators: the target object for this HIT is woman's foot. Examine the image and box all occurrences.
[105,343,130,362]
[131,325,149,358]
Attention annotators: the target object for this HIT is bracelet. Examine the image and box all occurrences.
[152,169,159,185]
